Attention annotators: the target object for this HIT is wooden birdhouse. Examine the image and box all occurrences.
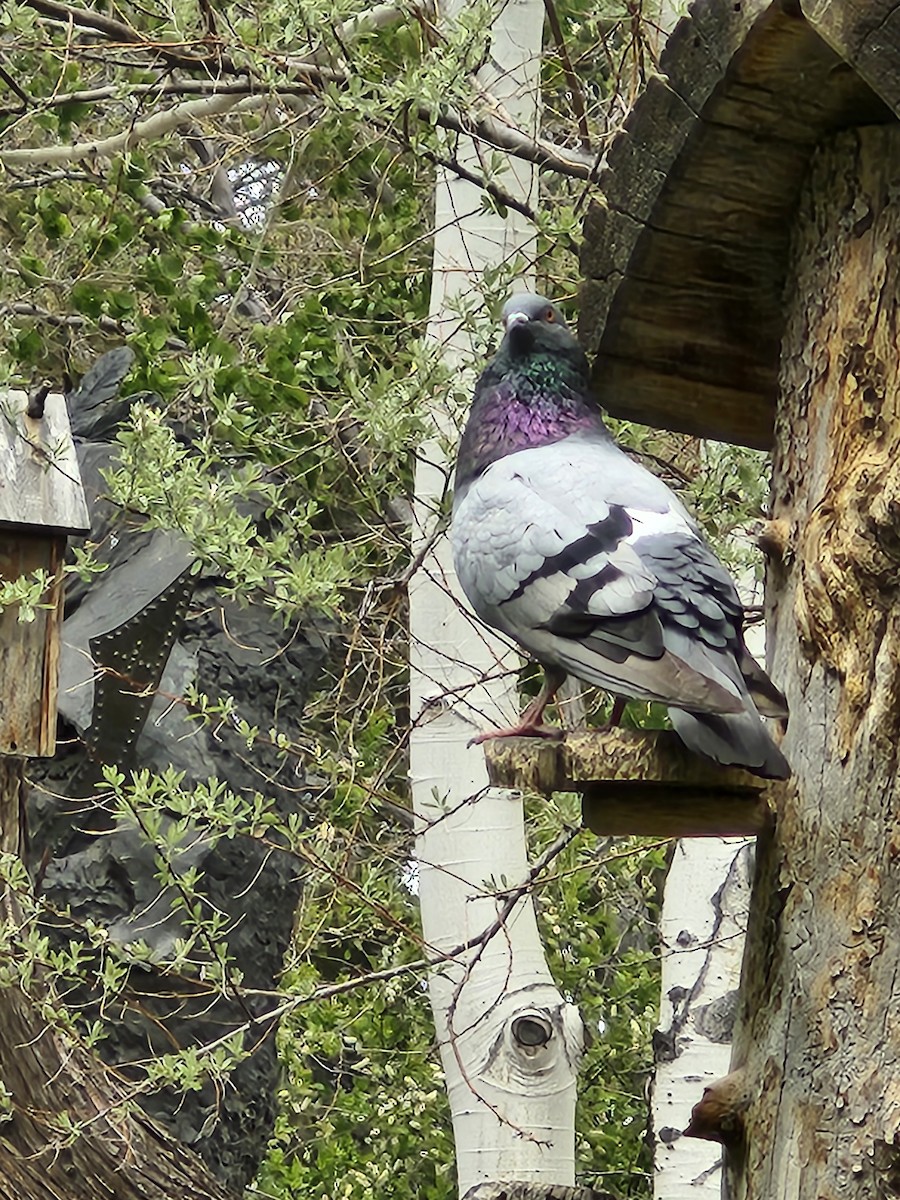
[578,0,898,450]
[0,389,89,757]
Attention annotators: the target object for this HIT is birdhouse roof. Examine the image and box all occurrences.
[0,391,90,535]
[579,0,900,449]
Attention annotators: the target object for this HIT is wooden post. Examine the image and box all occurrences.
[0,391,89,756]
[724,126,900,1197]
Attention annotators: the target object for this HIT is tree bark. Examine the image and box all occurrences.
[409,0,585,1192]
[726,125,900,1198]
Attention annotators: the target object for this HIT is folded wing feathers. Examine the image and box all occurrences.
[452,437,787,773]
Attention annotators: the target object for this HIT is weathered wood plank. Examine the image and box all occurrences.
[659,0,773,116]
[803,0,900,120]
[594,77,697,229]
[483,730,775,838]
[0,391,90,534]
[579,0,895,448]
[587,362,772,449]
[581,788,769,838]
[0,534,62,757]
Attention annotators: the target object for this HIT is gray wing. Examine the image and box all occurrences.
[452,440,745,714]
[634,531,789,777]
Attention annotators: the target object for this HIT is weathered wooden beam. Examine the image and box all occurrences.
[803,0,900,119]
[0,390,88,756]
[0,534,63,756]
[484,730,776,837]
[579,0,894,448]
[0,392,89,535]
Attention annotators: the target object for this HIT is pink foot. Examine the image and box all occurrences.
[468,722,565,747]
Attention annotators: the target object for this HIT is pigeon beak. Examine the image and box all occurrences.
[504,311,530,329]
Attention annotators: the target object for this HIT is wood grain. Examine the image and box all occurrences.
[0,534,62,757]
[579,1,894,448]
[0,390,90,534]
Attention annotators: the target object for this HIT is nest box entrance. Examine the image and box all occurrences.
[0,390,89,756]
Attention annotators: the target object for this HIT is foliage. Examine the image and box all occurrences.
[252,793,665,1200]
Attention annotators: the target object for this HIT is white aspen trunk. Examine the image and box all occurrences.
[652,839,753,1197]
[409,3,584,1194]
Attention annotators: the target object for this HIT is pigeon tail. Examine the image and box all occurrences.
[669,707,790,779]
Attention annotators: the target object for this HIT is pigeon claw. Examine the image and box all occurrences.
[468,722,565,747]
[468,668,568,746]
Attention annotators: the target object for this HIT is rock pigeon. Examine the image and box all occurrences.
[451,293,789,779]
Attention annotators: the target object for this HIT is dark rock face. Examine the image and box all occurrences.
[27,355,334,1191]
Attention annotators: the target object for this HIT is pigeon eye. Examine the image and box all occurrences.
[545,308,555,322]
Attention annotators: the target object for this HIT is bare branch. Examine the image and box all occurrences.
[416,143,538,220]
[0,93,265,167]
[433,105,595,179]
[542,0,592,152]
[0,55,29,108]
[20,0,248,75]
[12,5,597,189]
[8,169,95,189]
[1,303,189,351]
[26,79,328,107]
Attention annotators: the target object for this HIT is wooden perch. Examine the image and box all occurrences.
[484,730,777,837]
[464,1183,616,1200]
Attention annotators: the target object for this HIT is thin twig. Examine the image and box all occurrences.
[0,56,30,107]
[21,0,248,75]
[542,0,592,151]
[1,302,188,351]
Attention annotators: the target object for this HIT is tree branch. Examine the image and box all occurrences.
[13,27,595,179]
[432,105,595,179]
[0,93,265,167]
[542,0,592,152]
[20,0,248,75]
[31,76,338,108]
[12,3,600,192]
[186,133,242,220]
[0,759,240,1200]
[0,56,29,108]
[310,0,412,62]
[393,133,537,219]
[8,169,95,189]
[1,303,189,351]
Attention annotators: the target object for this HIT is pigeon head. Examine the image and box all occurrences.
[500,293,579,359]
[454,292,607,491]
